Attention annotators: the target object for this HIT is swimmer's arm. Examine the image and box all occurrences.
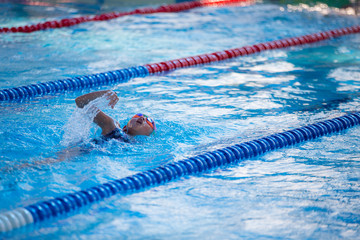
[93,111,117,135]
[75,90,118,108]
[75,90,119,135]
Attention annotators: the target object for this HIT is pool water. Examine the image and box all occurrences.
[0,1,360,239]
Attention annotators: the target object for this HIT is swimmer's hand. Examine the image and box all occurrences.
[105,90,119,109]
[76,90,118,108]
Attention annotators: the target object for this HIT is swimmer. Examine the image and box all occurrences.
[3,90,156,172]
[75,90,156,144]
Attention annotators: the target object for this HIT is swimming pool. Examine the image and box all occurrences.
[1,0,360,239]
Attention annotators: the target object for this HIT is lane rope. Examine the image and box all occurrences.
[0,112,359,233]
[0,0,251,34]
[0,25,359,102]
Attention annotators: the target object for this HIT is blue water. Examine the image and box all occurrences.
[1,1,360,239]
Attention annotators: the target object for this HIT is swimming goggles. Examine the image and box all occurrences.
[132,113,156,131]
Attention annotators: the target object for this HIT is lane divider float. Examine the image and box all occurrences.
[0,0,251,34]
[0,112,359,233]
[0,25,359,102]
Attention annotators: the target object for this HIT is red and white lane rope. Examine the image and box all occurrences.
[0,25,359,101]
[0,0,253,34]
[143,25,360,74]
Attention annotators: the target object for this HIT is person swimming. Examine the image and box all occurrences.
[1,90,156,172]
[75,90,156,144]
[92,113,156,144]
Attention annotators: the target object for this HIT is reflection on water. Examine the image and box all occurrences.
[268,0,360,15]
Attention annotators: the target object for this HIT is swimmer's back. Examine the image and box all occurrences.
[92,128,130,145]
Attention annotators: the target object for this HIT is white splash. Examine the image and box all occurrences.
[61,95,110,147]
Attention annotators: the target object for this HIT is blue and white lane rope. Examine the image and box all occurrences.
[0,66,149,102]
[1,112,359,233]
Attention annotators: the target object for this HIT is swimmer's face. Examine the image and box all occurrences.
[124,114,155,136]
